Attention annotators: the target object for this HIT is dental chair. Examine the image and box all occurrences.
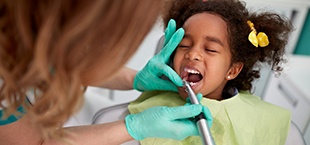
[285,121,306,145]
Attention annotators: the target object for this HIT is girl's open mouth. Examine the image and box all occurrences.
[181,67,203,86]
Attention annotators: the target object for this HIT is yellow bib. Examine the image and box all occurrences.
[128,91,291,145]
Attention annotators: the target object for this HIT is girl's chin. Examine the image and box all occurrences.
[177,88,189,100]
[177,82,203,100]
[180,95,188,100]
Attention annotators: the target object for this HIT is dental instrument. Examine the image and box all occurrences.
[183,80,215,145]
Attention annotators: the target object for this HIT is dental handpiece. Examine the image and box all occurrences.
[183,81,215,145]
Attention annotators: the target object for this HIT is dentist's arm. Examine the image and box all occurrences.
[99,66,137,90]
[0,114,133,145]
[0,104,204,145]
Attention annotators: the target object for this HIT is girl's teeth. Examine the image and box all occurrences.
[184,68,200,74]
[189,82,197,86]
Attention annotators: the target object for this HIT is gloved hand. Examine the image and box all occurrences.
[133,19,184,92]
[185,93,213,127]
[125,104,203,140]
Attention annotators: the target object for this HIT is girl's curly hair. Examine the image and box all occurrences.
[162,0,293,93]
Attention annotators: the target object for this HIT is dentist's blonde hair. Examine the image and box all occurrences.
[0,0,163,139]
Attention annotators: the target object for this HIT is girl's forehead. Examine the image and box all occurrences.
[183,13,227,32]
[182,13,229,44]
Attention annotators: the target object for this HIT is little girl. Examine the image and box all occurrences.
[128,0,293,144]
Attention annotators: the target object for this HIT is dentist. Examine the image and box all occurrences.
[0,0,210,145]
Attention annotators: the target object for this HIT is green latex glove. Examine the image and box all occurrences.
[125,104,204,140]
[133,19,184,92]
[185,93,213,127]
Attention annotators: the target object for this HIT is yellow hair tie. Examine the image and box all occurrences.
[247,21,269,47]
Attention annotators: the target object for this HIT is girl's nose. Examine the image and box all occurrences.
[185,47,202,61]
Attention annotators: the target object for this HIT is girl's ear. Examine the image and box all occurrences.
[226,62,243,80]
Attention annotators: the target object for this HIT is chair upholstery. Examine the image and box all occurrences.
[285,121,306,145]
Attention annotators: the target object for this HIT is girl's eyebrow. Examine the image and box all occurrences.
[205,36,224,47]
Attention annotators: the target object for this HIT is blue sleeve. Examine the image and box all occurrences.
[0,105,26,125]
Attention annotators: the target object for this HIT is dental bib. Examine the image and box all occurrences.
[128,90,290,145]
